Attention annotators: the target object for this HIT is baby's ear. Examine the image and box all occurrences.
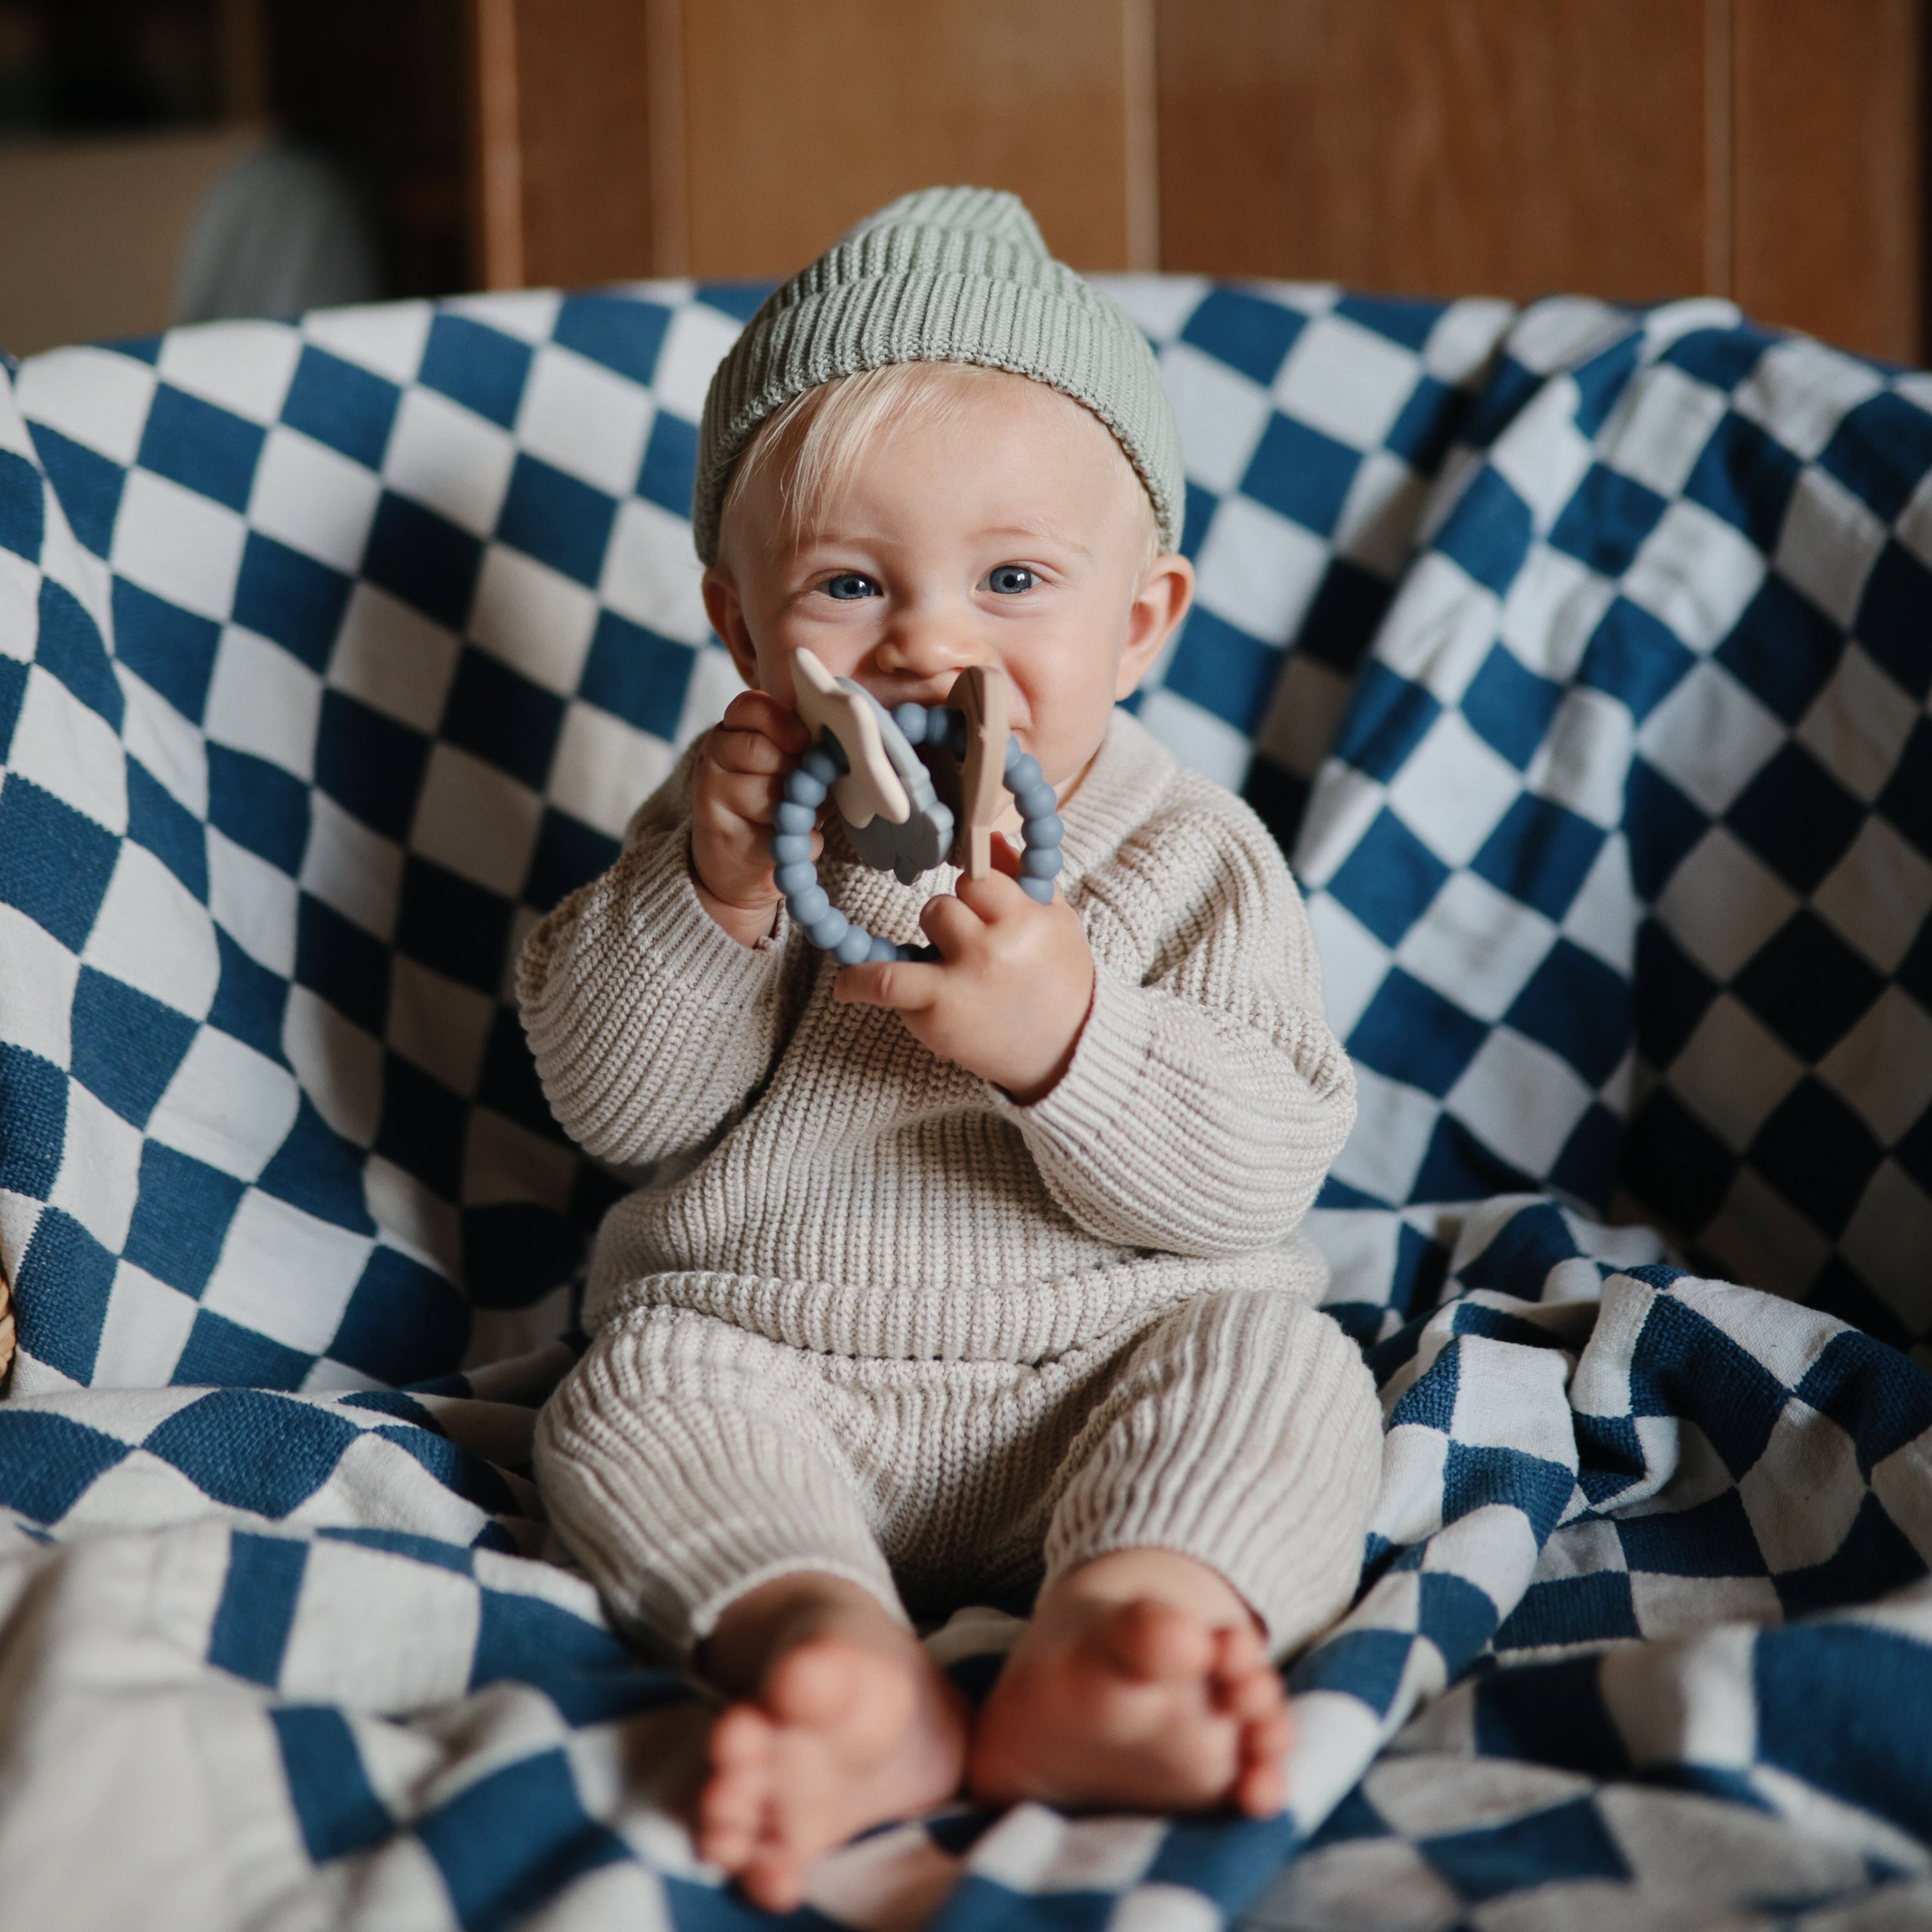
[703,563,762,690]
[1117,553,1195,700]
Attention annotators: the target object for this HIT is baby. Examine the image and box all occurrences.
[522,187,1380,1912]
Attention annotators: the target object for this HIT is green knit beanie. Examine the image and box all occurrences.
[692,185,1184,564]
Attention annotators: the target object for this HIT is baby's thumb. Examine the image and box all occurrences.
[987,831,1023,880]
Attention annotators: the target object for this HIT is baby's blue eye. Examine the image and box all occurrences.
[988,565,1036,595]
[823,573,878,601]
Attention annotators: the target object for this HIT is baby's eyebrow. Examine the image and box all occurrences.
[972,522,1093,558]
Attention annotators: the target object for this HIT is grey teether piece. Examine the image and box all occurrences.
[837,688,954,886]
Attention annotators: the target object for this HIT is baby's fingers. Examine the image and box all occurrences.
[704,764,799,829]
[709,723,795,777]
[918,890,999,954]
[719,689,810,754]
[833,959,943,1011]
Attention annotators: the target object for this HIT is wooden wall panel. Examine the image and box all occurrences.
[677,0,1146,277]
[1732,0,1923,363]
[469,0,1927,364]
[471,0,665,290]
[1156,0,1712,303]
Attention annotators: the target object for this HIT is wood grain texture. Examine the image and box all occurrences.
[470,0,659,290]
[1732,0,1924,363]
[1156,0,1710,302]
[679,0,1139,276]
[515,0,658,287]
[471,0,524,287]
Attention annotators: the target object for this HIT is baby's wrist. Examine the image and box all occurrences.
[690,856,782,948]
[999,961,1095,1106]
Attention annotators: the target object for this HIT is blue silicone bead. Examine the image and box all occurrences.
[1021,846,1063,880]
[893,703,927,744]
[787,884,829,926]
[772,831,814,864]
[833,924,874,966]
[1021,812,1063,847]
[801,744,842,784]
[808,909,849,950]
[785,768,827,806]
[1018,876,1054,904]
[1014,784,1056,822]
[775,861,817,895]
[923,706,949,748]
[1006,750,1043,793]
[773,800,816,833]
[868,934,899,963]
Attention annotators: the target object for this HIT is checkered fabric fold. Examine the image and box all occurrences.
[1291,298,1932,1359]
[2,279,1931,1929]
[1,1200,1929,1929]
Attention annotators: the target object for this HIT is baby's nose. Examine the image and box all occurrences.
[879,612,974,677]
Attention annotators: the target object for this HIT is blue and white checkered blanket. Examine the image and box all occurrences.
[2,279,1930,1928]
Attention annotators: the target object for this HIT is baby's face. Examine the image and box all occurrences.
[705,372,1192,807]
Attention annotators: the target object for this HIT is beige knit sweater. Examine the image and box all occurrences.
[518,710,1358,1365]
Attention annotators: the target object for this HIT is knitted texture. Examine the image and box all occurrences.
[690,185,1186,562]
[536,1290,1381,1658]
[522,711,1372,1647]
[518,711,1358,1367]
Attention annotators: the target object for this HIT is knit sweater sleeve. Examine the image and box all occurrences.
[516,750,800,1167]
[1001,782,1354,1256]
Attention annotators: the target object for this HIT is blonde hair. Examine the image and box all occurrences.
[717,361,1162,574]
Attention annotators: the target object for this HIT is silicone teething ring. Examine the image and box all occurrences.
[772,705,1064,965]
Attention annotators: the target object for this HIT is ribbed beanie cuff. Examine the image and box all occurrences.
[693,186,1184,562]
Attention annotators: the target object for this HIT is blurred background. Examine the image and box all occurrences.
[0,0,1922,363]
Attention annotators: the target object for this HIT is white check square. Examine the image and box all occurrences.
[204,627,322,780]
[147,1025,301,1183]
[110,469,247,623]
[516,343,655,498]
[201,1189,375,1353]
[1274,315,1421,451]
[469,545,600,696]
[81,840,220,1021]
[383,387,515,538]
[1160,342,1274,494]
[248,426,383,573]
[157,322,301,425]
[410,743,543,896]
[16,346,158,464]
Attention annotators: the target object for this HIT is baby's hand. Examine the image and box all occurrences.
[692,692,815,947]
[833,835,1094,1104]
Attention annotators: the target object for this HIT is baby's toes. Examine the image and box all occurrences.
[1211,1619,1270,1684]
[1242,1703,1293,1764]
[1233,1753,1288,1817]
[766,1635,860,1725]
[699,1710,775,1864]
[1101,1598,1215,1683]
[697,1765,769,1867]
[1231,1702,1293,1818]
[1222,1663,1287,1725]
[710,1703,775,1770]
[742,1846,809,1915]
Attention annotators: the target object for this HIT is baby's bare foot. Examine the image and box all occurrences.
[696,1587,969,1913]
[968,1554,1291,1817]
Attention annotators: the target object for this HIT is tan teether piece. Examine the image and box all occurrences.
[791,649,910,829]
[938,666,1011,880]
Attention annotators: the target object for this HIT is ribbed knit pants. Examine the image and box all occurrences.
[535,1288,1381,1662]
